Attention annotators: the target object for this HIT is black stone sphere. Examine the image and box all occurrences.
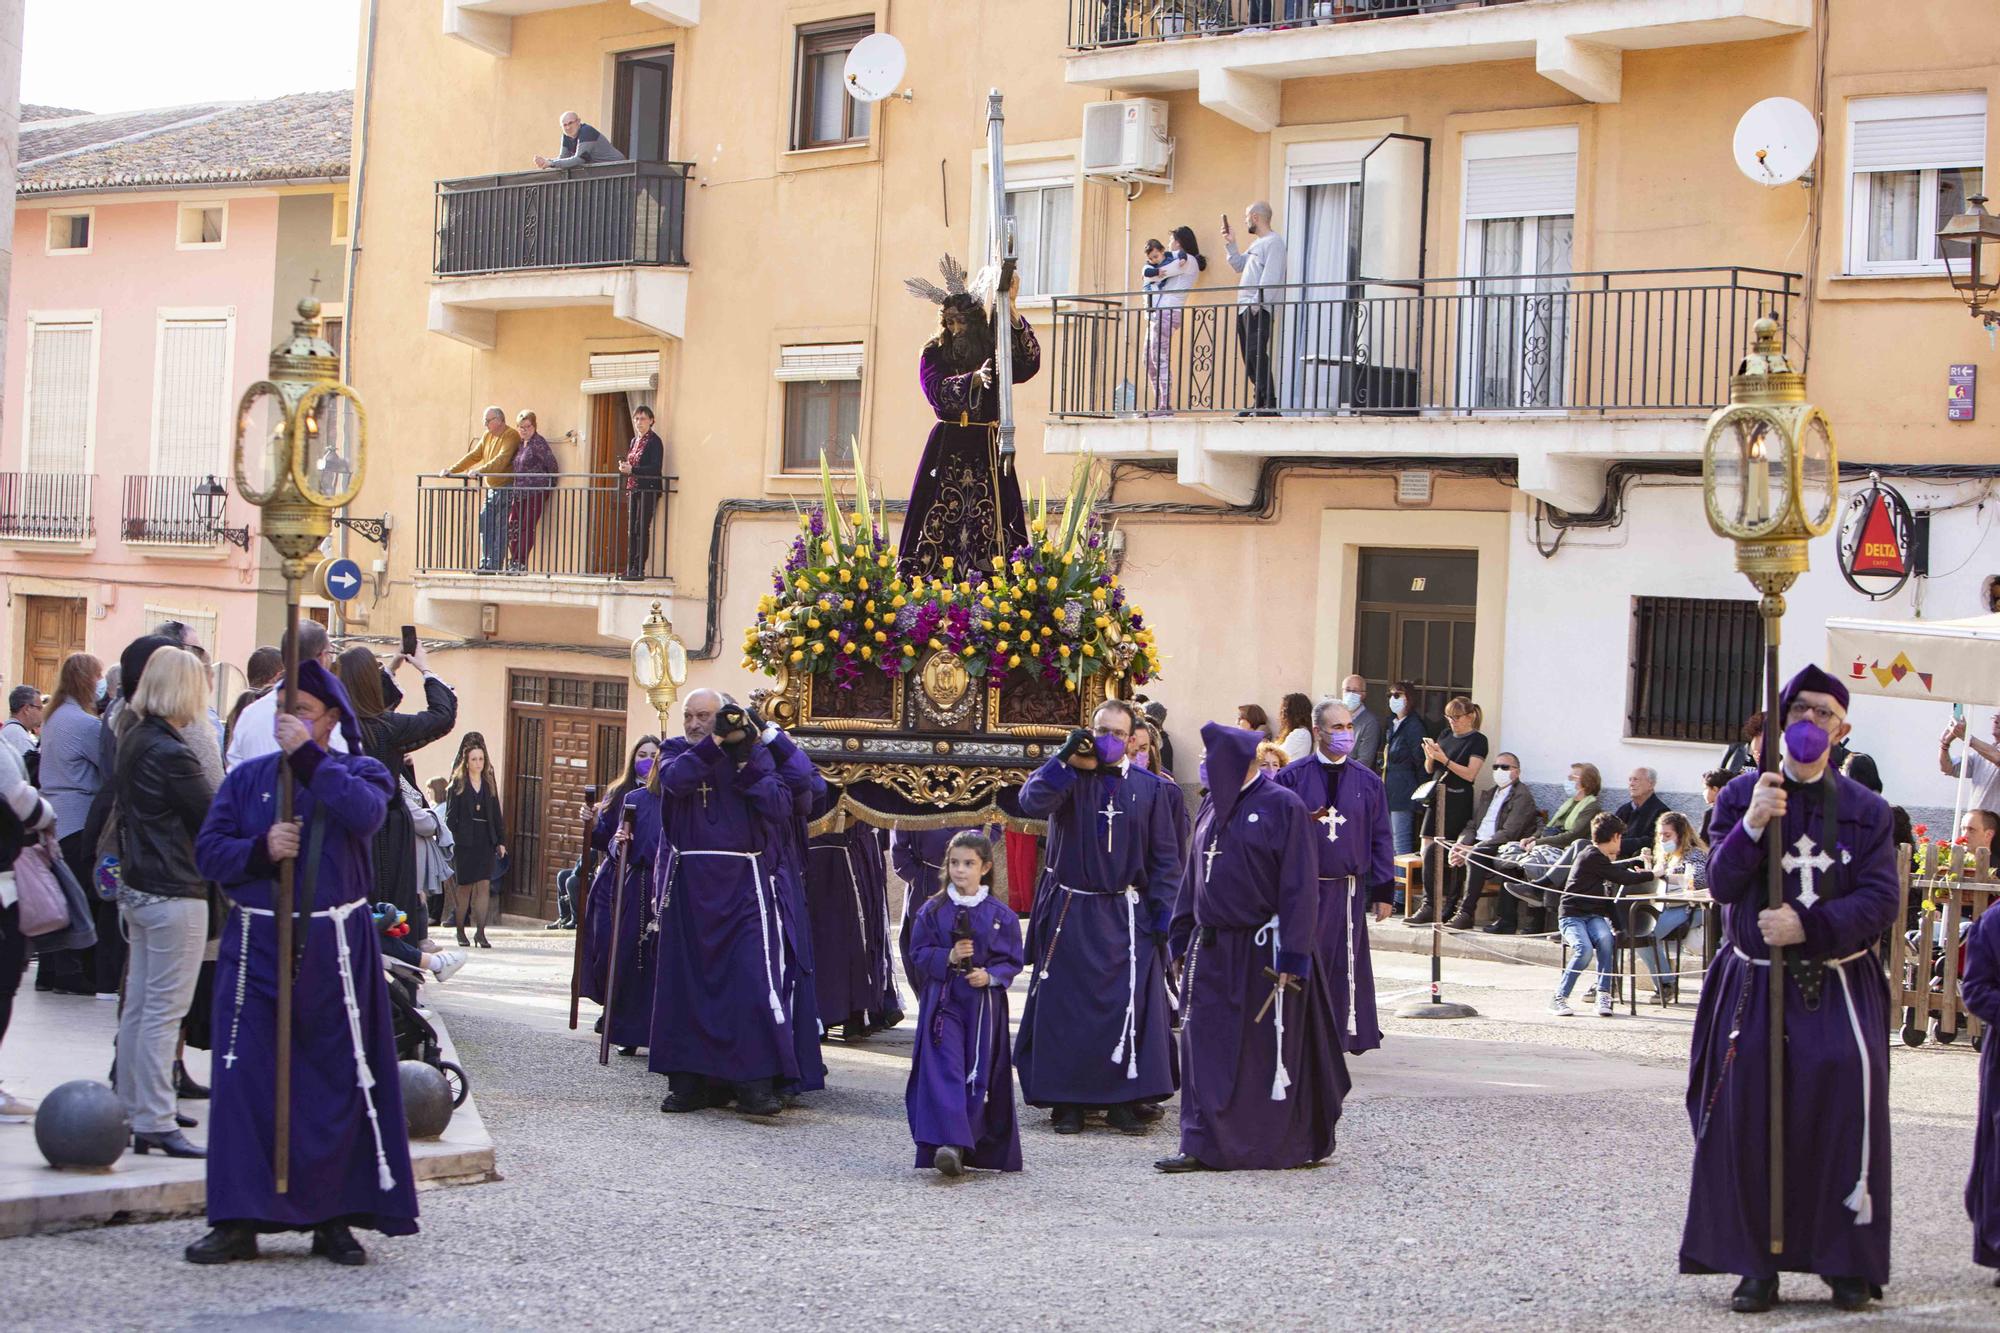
[34,1080,131,1170]
[399,1061,453,1140]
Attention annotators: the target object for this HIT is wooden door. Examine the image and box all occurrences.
[23,595,87,694]
[588,391,631,576]
[504,671,630,919]
[1351,548,1477,731]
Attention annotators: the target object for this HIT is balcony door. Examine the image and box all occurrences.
[1461,127,1577,410]
[614,48,674,163]
[1283,175,1354,414]
[587,389,634,576]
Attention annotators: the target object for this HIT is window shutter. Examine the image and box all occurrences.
[1851,106,1987,173]
[156,319,231,477]
[581,351,661,394]
[775,343,865,382]
[1464,152,1578,220]
[26,321,94,474]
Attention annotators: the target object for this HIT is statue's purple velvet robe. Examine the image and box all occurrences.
[648,736,800,1088]
[896,319,1038,581]
[905,889,1023,1171]
[1015,755,1181,1108]
[1680,767,1898,1288]
[580,785,659,1050]
[1273,752,1395,1055]
[766,732,829,1090]
[194,744,418,1235]
[1172,725,1343,1170]
[1962,902,2000,1270]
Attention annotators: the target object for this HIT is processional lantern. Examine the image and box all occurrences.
[631,600,690,735]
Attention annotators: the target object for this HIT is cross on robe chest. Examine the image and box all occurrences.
[1202,837,1222,884]
[1100,791,1124,853]
[694,780,713,810]
[1320,806,1346,845]
[1782,832,1835,908]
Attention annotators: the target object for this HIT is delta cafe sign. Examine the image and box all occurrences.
[1836,475,1918,601]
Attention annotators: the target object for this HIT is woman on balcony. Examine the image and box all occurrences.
[1142,225,1206,416]
[620,405,664,581]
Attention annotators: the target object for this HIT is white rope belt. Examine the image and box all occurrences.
[230,899,396,1191]
[679,849,785,1026]
[1254,915,1291,1101]
[1730,944,1874,1226]
[1058,882,1141,1079]
[1323,873,1357,1039]
[966,988,991,1091]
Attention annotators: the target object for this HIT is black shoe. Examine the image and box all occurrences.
[1105,1104,1150,1135]
[592,1015,604,1035]
[1445,910,1477,931]
[1824,1277,1871,1311]
[618,1045,638,1057]
[660,1092,705,1114]
[545,919,572,930]
[841,1020,867,1043]
[1405,899,1436,925]
[175,1112,198,1129]
[311,1223,367,1266]
[133,1129,205,1158]
[185,1224,257,1265]
[456,928,470,947]
[1052,1106,1085,1135]
[877,1009,905,1030]
[734,1083,782,1119]
[1130,1102,1164,1123]
[1481,920,1515,935]
[174,1060,210,1100]
[1154,1153,1213,1173]
[933,1145,965,1177]
[474,931,492,949]
[1730,1276,1778,1313]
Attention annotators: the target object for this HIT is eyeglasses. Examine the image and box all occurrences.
[1785,702,1843,726]
[1492,764,1515,772]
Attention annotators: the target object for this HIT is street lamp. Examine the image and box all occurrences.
[1938,194,2000,329]
[1700,312,1838,1258]
[229,295,367,1195]
[190,474,249,550]
[630,600,690,735]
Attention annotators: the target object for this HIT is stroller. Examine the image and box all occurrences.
[384,957,470,1108]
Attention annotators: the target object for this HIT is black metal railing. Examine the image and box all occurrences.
[121,474,218,545]
[415,472,677,579]
[0,471,93,541]
[433,160,692,277]
[1050,267,1800,419]
[1071,0,1526,49]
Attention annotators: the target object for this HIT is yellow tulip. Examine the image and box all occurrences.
[962,646,976,658]
[857,577,870,592]
[843,642,857,654]
[795,577,811,591]
[789,649,804,662]
[807,617,821,630]
[903,645,916,657]
[790,635,806,648]
[810,642,825,655]
[821,540,835,556]
[874,630,888,643]
[861,646,874,660]
[1008,654,1021,668]
[1064,679,1077,693]
[1058,645,1071,659]
[928,637,943,650]
[1095,616,1109,628]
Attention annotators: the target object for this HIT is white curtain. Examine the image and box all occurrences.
[1283,181,1350,412]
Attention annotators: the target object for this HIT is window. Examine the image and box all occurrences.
[153,314,233,477]
[331,189,351,243]
[1462,127,1578,409]
[778,343,864,471]
[793,19,873,150]
[615,48,675,162]
[176,202,226,249]
[46,209,91,254]
[1626,596,1764,744]
[24,316,98,473]
[1847,92,1986,274]
[1003,181,1076,298]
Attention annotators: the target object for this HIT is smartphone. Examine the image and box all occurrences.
[1219,211,1229,230]
[401,624,418,657]
[1955,702,1967,723]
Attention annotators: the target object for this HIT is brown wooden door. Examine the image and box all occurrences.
[504,671,629,919]
[23,595,87,694]
[1351,548,1477,731]
[588,391,631,576]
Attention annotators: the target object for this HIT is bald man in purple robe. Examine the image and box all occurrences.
[1157,722,1343,1172]
[1273,698,1395,1055]
[1681,664,1897,1313]
[1015,699,1182,1136]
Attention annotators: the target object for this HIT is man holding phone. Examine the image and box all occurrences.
[1221,202,1286,417]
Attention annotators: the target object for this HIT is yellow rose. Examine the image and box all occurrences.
[1058,645,1071,659]
[1019,630,1031,642]
[816,571,831,585]
[1092,588,1107,603]
[1064,679,1077,693]
[892,595,907,609]
[928,637,943,650]
[1095,616,1109,628]
[810,642,825,655]
[874,630,888,643]
[841,598,855,611]
[942,555,955,570]
[857,577,869,592]
[1011,560,1026,576]
[843,642,857,655]
[1008,654,1021,668]
[861,646,874,660]
[1040,626,1053,637]
[838,568,852,583]
[790,635,806,648]
[795,577,811,591]
[962,646,976,658]
[789,649,804,662]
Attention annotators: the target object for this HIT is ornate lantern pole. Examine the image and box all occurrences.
[630,601,690,736]
[1700,314,1838,1254]
[231,296,367,1192]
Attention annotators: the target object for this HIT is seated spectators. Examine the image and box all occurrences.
[1443,752,1538,930]
[1551,813,1652,1018]
[1632,811,1707,1005]
[1611,766,1668,861]
[1482,761,1600,936]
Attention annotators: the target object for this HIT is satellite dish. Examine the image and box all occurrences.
[844,32,908,104]
[1733,97,1820,187]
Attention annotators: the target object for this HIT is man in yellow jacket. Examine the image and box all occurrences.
[446,407,522,573]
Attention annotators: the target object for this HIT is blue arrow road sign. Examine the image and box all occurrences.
[323,558,363,601]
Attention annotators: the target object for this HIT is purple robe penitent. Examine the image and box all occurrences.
[905,887,1024,1171]
[767,731,829,1090]
[581,785,660,1051]
[1962,901,2000,1270]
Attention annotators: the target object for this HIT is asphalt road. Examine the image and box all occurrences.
[2,929,1995,1332]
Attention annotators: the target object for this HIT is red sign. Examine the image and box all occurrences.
[1836,479,1916,600]
[1850,494,1907,577]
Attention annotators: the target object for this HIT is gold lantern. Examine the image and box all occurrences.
[631,601,690,735]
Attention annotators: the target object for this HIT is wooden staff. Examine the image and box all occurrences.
[598,802,637,1066]
[1761,619,1785,1254]
[273,587,300,1193]
[568,784,599,1031]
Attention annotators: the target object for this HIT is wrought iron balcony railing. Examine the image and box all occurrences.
[1049,267,1800,419]
[0,471,93,542]
[1070,0,1527,51]
[433,160,692,278]
[415,471,677,580]
[121,474,219,545]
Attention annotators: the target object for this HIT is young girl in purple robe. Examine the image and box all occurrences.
[905,832,1024,1177]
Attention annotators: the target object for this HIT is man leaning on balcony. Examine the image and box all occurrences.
[534,112,625,170]
[1222,202,1285,418]
[445,407,522,575]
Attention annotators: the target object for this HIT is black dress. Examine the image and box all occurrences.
[446,777,506,884]
[357,672,457,937]
[1423,728,1488,908]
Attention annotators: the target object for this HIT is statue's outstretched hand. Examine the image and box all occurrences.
[974,359,995,390]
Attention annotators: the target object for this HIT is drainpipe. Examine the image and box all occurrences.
[335,0,381,636]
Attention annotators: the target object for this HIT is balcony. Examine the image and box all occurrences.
[444,0,699,59]
[1066,0,1812,127]
[428,161,692,349]
[0,472,93,545]
[1045,266,1798,509]
[121,474,220,547]
[413,472,681,639]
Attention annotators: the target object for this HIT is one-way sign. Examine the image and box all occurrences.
[321,557,363,602]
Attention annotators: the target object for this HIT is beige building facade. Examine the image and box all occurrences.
[345,0,1999,915]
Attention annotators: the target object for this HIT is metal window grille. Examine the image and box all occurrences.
[1627,596,1764,744]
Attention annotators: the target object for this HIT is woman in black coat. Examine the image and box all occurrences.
[444,738,506,949]
[335,646,457,943]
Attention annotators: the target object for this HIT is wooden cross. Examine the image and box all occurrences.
[1319,806,1347,845]
[1781,833,1834,909]
[1202,837,1222,884]
[1101,795,1123,853]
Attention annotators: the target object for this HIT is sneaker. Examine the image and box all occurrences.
[1550,996,1574,1016]
[1597,992,1615,1017]
[0,1090,37,1123]
[429,951,468,983]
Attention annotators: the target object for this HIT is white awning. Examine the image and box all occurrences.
[580,351,660,395]
[1825,613,2000,705]
[774,342,864,383]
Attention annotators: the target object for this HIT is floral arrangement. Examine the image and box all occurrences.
[743,456,1161,694]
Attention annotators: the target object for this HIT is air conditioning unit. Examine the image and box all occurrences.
[1082,99,1172,181]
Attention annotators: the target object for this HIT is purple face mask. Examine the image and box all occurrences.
[1323,729,1358,758]
[1094,733,1127,767]
[1129,749,1150,771]
[634,756,655,778]
[1782,719,1829,766]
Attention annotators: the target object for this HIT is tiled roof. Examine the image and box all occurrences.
[18,90,352,196]
[21,104,92,122]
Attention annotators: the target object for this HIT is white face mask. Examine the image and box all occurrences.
[1341,690,1363,712]
[1493,768,1515,788]
[1659,837,1679,854]
[1388,696,1407,717]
